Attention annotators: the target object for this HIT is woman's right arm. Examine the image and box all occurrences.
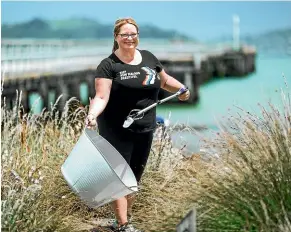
[86,78,112,128]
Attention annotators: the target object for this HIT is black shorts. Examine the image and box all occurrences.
[98,125,154,182]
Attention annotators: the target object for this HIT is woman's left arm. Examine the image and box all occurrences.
[159,69,191,101]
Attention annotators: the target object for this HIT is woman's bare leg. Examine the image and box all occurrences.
[112,197,128,226]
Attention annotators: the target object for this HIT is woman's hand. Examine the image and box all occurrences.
[85,114,97,129]
[178,89,191,101]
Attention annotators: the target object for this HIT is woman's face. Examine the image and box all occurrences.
[115,23,139,50]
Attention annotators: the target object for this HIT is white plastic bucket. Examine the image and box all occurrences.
[61,128,138,208]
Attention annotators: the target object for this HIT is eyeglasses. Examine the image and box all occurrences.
[117,33,139,39]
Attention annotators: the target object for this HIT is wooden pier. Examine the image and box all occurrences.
[158,45,256,102]
[1,39,256,112]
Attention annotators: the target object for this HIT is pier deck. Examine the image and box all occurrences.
[1,39,256,112]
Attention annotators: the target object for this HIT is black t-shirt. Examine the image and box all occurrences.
[95,49,163,133]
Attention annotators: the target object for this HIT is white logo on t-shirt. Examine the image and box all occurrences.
[119,70,141,80]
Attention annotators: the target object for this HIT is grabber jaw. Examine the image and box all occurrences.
[123,117,135,128]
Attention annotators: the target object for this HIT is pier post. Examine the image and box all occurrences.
[21,90,29,112]
[40,79,49,111]
[55,78,69,112]
[184,72,193,95]
[3,94,15,111]
[191,53,202,103]
[67,79,81,101]
[184,71,199,103]
[18,80,29,112]
[85,73,96,99]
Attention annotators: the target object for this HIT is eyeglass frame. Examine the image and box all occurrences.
[117,33,139,39]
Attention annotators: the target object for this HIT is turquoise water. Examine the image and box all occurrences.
[157,55,291,153]
[158,55,291,127]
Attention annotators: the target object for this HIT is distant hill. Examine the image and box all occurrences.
[211,28,291,56]
[3,18,290,56]
[1,17,192,40]
[241,28,291,56]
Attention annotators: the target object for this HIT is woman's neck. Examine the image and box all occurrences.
[116,48,136,61]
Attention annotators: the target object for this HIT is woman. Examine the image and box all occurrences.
[86,17,190,232]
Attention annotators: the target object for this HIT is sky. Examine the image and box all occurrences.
[1,1,291,41]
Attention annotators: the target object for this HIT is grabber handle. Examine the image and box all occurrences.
[178,86,188,95]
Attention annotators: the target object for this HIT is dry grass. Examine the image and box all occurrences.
[1,83,291,232]
[192,86,291,231]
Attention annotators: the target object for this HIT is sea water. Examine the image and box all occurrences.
[157,55,291,154]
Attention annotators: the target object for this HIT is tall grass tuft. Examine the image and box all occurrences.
[1,82,291,232]
[193,86,291,231]
[1,93,89,231]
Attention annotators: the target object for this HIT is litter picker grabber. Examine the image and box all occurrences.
[123,87,188,128]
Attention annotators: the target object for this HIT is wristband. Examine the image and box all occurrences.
[179,86,188,95]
